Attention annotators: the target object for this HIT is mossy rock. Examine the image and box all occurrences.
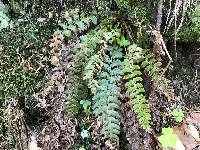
[0,18,55,101]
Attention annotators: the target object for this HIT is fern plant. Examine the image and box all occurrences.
[123,44,151,128]
[93,45,123,140]
[65,60,89,117]
[114,0,131,11]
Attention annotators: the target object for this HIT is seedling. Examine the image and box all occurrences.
[158,127,178,148]
[172,109,184,122]
[80,100,91,115]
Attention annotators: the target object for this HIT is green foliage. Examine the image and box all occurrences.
[1,1,194,149]
[141,49,161,81]
[83,54,103,94]
[66,22,170,141]
[74,28,108,61]
[93,45,123,140]
[123,44,151,128]
[58,9,97,38]
[115,0,131,10]
[65,69,88,117]
[117,36,130,47]
[141,49,169,92]
[65,25,105,118]
[158,128,178,148]
[178,5,200,42]
[172,109,184,123]
[80,100,92,115]
[103,29,121,43]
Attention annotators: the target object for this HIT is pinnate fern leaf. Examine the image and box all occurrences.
[123,44,151,128]
[93,45,123,141]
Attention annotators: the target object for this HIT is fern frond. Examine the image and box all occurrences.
[64,22,106,118]
[141,49,169,92]
[65,82,79,117]
[65,59,88,117]
[73,28,108,62]
[83,53,103,94]
[123,44,151,128]
[93,45,123,141]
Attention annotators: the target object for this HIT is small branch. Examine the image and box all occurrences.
[164,0,172,33]
[160,34,173,77]
[177,0,188,32]
[160,38,172,61]
[161,60,172,77]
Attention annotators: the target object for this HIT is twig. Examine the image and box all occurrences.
[160,37,172,61]
[160,34,173,77]
[164,0,172,33]
[177,0,188,32]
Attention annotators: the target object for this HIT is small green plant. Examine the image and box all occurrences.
[114,0,131,11]
[172,109,184,123]
[178,5,200,42]
[158,128,178,148]
[80,100,92,115]
[117,36,130,47]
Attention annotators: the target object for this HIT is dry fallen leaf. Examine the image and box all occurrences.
[105,140,118,150]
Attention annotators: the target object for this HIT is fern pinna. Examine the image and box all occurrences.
[93,45,123,140]
[123,44,151,128]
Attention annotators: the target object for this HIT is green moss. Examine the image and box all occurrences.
[0,18,55,101]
